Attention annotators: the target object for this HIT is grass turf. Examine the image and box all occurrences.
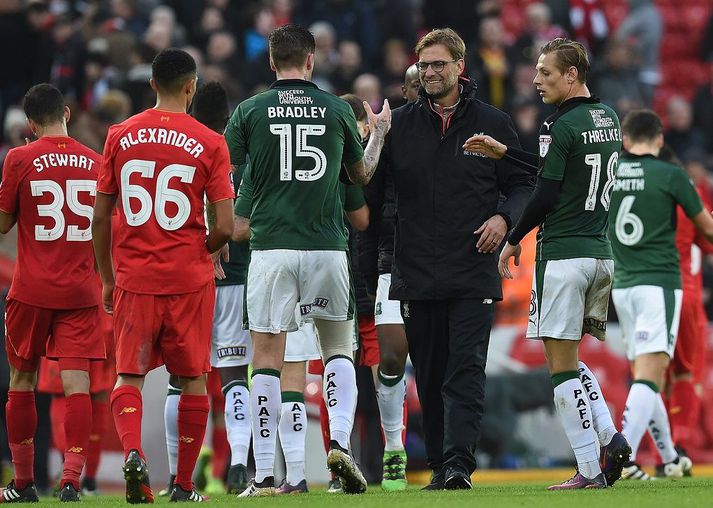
[38,478,713,508]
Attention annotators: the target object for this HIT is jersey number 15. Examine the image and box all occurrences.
[270,124,327,182]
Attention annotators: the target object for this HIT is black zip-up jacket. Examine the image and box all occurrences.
[374,77,534,300]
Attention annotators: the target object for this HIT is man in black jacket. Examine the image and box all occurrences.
[370,28,533,489]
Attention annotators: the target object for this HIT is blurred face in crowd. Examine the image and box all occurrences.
[667,97,693,131]
[533,52,574,105]
[417,43,464,100]
[479,17,504,48]
[353,73,382,109]
[338,41,362,72]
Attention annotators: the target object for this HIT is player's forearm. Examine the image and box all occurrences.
[206,202,217,230]
[503,146,540,174]
[206,199,234,253]
[91,215,114,285]
[508,177,562,245]
[348,129,387,185]
[232,215,250,242]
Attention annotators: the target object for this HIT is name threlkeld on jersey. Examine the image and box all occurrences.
[118,128,205,158]
[268,88,327,119]
[33,153,96,172]
[613,161,645,192]
[581,108,621,145]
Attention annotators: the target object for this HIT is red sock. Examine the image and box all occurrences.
[319,396,330,453]
[84,399,108,479]
[61,393,92,490]
[50,396,67,452]
[175,394,209,491]
[211,426,229,480]
[6,391,37,490]
[111,385,144,459]
[670,380,700,449]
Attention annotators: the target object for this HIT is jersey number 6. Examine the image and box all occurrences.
[120,159,196,231]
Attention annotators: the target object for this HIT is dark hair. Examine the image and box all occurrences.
[22,83,65,126]
[621,109,664,143]
[192,81,229,133]
[540,38,590,83]
[268,24,315,71]
[151,48,197,93]
[339,94,366,123]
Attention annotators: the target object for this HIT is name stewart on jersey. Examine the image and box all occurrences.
[32,153,96,172]
[536,97,621,261]
[117,128,204,158]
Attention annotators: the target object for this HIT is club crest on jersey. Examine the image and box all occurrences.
[539,135,552,157]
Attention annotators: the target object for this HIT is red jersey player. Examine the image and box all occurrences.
[92,48,234,503]
[0,84,104,502]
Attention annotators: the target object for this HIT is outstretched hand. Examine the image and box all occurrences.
[498,242,522,280]
[462,134,506,160]
[364,99,392,138]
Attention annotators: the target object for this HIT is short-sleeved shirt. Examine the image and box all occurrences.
[225,79,364,251]
[537,97,621,260]
[0,136,100,309]
[609,153,703,289]
[97,108,234,295]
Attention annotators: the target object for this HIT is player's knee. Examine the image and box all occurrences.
[61,370,90,395]
[379,352,405,376]
[315,318,353,360]
[9,367,37,391]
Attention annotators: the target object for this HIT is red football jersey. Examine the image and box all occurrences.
[676,181,713,293]
[97,108,234,294]
[0,136,100,309]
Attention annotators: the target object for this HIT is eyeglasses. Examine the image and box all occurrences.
[415,60,459,72]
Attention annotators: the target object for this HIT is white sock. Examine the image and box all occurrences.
[223,380,251,467]
[578,361,616,446]
[622,380,658,460]
[552,374,601,478]
[250,371,281,482]
[376,370,406,452]
[164,383,180,476]
[648,393,678,464]
[278,392,306,485]
[323,356,357,450]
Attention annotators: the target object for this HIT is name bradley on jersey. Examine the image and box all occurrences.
[267,106,327,119]
[118,128,205,158]
[33,153,95,172]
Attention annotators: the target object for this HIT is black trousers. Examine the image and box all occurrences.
[402,298,494,474]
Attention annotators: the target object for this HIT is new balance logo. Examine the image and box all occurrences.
[20,438,34,445]
[68,446,83,453]
[119,407,137,415]
[180,436,195,444]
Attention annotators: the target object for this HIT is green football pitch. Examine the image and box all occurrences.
[39,479,713,508]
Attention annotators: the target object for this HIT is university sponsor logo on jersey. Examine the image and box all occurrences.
[539,135,552,158]
[588,109,615,128]
[300,297,329,315]
[277,89,313,105]
[217,346,247,359]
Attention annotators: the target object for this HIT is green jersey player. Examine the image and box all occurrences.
[224,24,390,497]
[463,38,630,489]
[609,109,713,481]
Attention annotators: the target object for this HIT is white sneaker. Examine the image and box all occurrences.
[622,463,656,480]
[237,478,275,497]
[663,456,693,479]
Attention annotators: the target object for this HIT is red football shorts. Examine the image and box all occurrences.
[5,299,104,372]
[671,290,707,381]
[37,356,116,394]
[358,313,380,367]
[113,282,215,377]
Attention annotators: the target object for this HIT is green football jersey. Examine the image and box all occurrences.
[537,97,621,260]
[609,153,703,289]
[225,79,364,251]
[216,163,249,287]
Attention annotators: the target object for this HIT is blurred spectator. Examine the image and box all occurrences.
[271,0,293,26]
[80,45,114,111]
[665,96,707,160]
[71,88,131,153]
[590,42,644,116]
[378,38,412,107]
[148,5,186,47]
[401,63,420,104]
[330,40,365,96]
[297,0,379,64]
[468,16,516,111]
[123,41,155,113]
[310,21,340,83]
[510,98,540,155]
[0,107,30,168]
[243,4,275,62]
[421,0,500,46]
[513,2,567,65]
[615,0,662,106]
[373,0,417,50]
[692,56,713,155]
[50,13,85,100]
[206,31,241,78]
[352,73,382,112]
[107,0,148,37]
[143,17,172,52]
[569,0,608,56]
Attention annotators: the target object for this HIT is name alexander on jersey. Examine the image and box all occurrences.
[118,127,205,158]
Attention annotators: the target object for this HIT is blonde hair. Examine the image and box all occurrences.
[415,28,466,61]
[540,38,590,83]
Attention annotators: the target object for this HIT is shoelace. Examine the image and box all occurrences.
[384,456,406,480]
